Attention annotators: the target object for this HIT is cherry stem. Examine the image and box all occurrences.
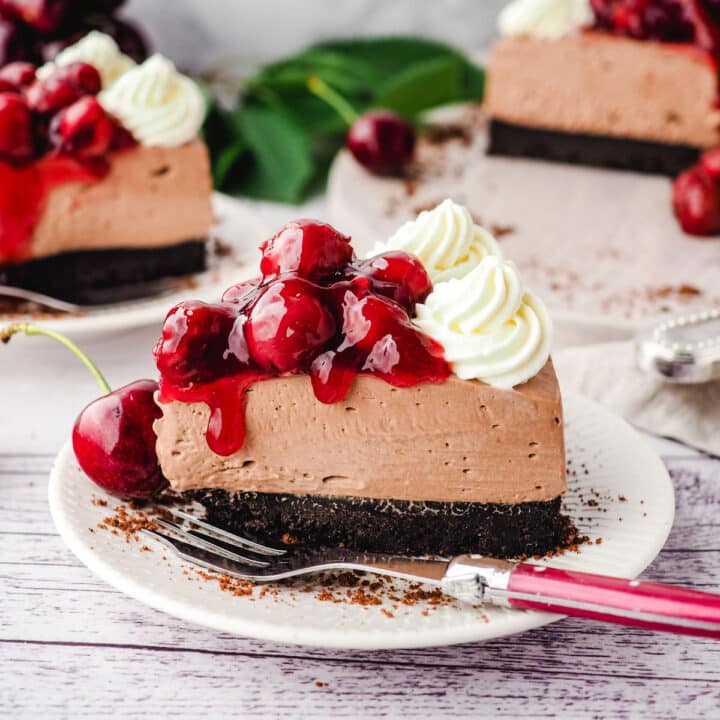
[306,74,359,126]
[0,323,112,395]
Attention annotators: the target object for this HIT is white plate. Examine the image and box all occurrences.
[1,193,266,337]
[326,115,720,346]
[48,392,675,649]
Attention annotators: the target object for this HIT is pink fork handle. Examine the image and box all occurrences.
[506,563,720,639]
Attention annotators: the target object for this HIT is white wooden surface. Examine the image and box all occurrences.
[1,322,719,719]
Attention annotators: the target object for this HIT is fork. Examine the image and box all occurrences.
[141,507,720,640]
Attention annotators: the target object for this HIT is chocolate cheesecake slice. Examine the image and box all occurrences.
[152,202,572,558]
[154,362,566,556]
[0,34,212,305]
[486,2,720,175]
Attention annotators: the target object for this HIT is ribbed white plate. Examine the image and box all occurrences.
[48,392,674,649]
[0,193,265,337]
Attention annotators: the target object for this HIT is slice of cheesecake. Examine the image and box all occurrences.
[486,1,720,175]
[152,203,572,557]
[0,33,212,304]
[155,362,566,557]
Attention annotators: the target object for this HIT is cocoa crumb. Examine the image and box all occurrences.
[315,681,329,688]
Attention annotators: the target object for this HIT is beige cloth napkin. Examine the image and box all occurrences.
[554,341,720,456]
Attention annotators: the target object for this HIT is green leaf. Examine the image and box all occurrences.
[223,106,314,203]
[201,35,485,203]
[373,55,464,118]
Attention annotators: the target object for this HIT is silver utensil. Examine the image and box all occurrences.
[0,285,81,313]
[141,506,720,639]
[0,277,194,314]
[636,308,720,383]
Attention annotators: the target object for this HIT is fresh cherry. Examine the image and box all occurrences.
[260,219,353,281]
[0,61,36,90]
[0,92,34,162]
[72,379,168,500]
[49,96,114,157]
[347,110,416,176]
[672,165,720,236]
[245,277,336,373]
[356,251,432,310]
[0,323,167,500]
[26,61,101,114]
[700,147,720,179]
[154,301,249,387]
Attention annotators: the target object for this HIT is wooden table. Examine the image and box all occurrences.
[2,324,719,719]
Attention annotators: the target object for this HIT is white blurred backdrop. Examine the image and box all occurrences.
[125,0,505,72]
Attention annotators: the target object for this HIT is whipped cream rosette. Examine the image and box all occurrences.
[369,198,502,283]
[498,0,592,38]
[99,54,206,147]
[415,255,552,389]
[38,31,136,88]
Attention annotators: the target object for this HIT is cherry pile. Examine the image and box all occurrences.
[673,147,720,235]
[0,58,133,167]
[154,219,449,456]
[590,0,720,58]
[0,0,147,68]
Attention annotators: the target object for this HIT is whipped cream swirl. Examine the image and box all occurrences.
[415,256,552,389]
[498,0,592,38]
[99,54,206,147]
[369,199,502,283]
[39,31,135,88]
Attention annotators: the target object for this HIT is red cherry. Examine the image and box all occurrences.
[72,379,168,500]
[49,96,114,158]
[358,251,432,310]
[246,277,336,373]
[0,92,34,161]
[700,147,720,179]
[154,301,249,387]
[0,0,70,35]
[26,62,101,114]
[672,166,720,236]
[260,219,353,281]
[0,61,35,90]
[0,17,28,68]
[339,292,449,385]
[221,276,263,309]
[347,110,416,176]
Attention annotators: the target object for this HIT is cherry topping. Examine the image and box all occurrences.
[0,91,33,161]
[73,379,168,500]
[347,110,416,176]
[49,96,114,158]
[246,277,337,373]
[260,219,353,281]
[672,165,720,236]
[0,0,71,35]
[0,61,36,90]
[221,276,263,309]
[356,251,432,310]
[338,292,448,386]
[590,0,720,57]
[26,61,101,114]
[154,301,249,387]
[700,146,720,178]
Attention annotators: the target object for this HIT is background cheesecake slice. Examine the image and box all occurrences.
[0,33,212,304]
[487,1,720,175]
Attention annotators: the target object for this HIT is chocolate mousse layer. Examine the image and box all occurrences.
[155,361,565,504]
[486,33,720,172]
[187,490,574,557]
